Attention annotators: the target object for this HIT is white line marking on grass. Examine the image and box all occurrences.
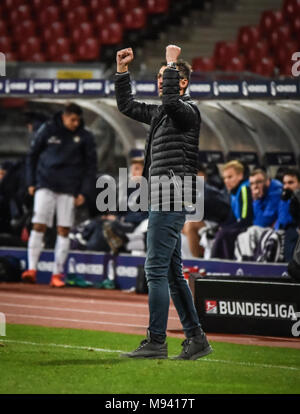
[0,302,171,320]
[0,292,150,309]
[200,357,300,372]
[1,339,299,372]
[0,339,122,353]
[5,313,147,329]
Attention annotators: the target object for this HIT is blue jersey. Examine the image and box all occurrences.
[230,180,253,227]
[253,179,282,227]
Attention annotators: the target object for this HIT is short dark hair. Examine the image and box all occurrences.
[161,59,192,81]
[64,103,83,116]
[283,168,300,182]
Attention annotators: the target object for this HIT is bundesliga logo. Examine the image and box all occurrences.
[205,300,217,314]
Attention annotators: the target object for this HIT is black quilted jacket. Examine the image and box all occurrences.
[115,68,201,208]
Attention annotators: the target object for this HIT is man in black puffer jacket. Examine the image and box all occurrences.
[115,46,212,360]
[22,103,97,287]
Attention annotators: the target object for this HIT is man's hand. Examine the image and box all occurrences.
[28,186,35,196]
[116,48,134,73]
[74,194,85,207]
[166,45,181,63]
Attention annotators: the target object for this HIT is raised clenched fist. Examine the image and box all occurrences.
[166,45,181,63]
[116,48,134,73]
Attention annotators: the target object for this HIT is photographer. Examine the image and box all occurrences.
[275,169,300,262]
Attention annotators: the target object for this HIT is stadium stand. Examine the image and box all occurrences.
[192,0,300,77]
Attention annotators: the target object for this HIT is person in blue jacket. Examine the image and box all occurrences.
[249,168,282,227]
[21,103,97,287]
[211,160,253,259]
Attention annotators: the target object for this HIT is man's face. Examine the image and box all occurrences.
[249,173,269,200]
[283,175,300,191]
[157,66,188,97]
[62,113,81,132]
[0,169,6,181]
[130,162,143,180]
[223,167,243,191]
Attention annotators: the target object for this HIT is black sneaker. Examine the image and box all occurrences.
[173,333,213,360]
[120,332,168,359]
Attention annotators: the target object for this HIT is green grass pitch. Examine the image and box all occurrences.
[0,324,299,394]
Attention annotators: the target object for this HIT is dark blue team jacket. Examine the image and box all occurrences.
[26,112,97,197]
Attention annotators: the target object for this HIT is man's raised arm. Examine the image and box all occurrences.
[115,48,157,125]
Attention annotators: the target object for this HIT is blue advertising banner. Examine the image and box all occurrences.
[0,248,288,290]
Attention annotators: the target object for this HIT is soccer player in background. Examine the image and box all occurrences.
[21,103,97,287]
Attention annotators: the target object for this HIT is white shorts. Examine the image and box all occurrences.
[32,188,75,228]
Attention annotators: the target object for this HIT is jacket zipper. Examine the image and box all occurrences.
[169,168,181,196]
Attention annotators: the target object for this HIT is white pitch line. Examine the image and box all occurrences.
[0,292,177,313]
[200,357,300,372]
[1,339,299,372]
[0,292,148,308]
[5,312,148,329]
[0,339,122,353]
[0,302,178,321]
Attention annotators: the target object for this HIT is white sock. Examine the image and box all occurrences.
[28,230,44,271]
[53,235,70,275]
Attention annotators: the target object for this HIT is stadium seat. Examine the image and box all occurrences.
[5,51,17,61]
[225,55,246,72]
[100,22,123,45]
[0,36,13,53]
[290,15,300,34]
[13,20,37,43]
[0,20,7,36]
[60,53,76,63]
[18,37,42,61]
[61,0,83,10]
[90,0,112,12]
[269,25,292,50]
[259,10,284,37]
[117,0,140,14]
[282,0,300,21]
[275,41,299,67]
[214,41,239,69]
[238,26,261,51]
[93,8,118,30]
[43,22,66,43]
[71,22,95,43]
[3,0,24,10]
[146,0,170,14]
[93,13,106,29]
[39,6,61,27]
[279,60,295,76]
[103,7,118,22]
[32,0,53,10]
[252,57,275,77]
[47,37,72,61]
[192,56,215,72]
[9,5,32,26]
[30,52,47,62]
[123,7,147,30]
[75,37,100,61]
[245,41,269,68]
[66,6,90,27]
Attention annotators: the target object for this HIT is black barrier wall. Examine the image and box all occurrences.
[193,278,300,338]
